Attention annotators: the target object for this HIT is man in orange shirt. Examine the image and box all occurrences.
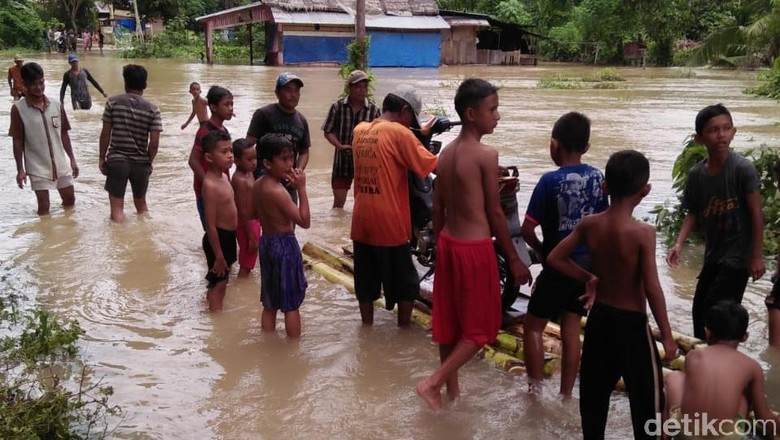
[350,84,437,327]
[7,55,26,100]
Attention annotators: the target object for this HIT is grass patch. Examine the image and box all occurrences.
[537,75,584,89]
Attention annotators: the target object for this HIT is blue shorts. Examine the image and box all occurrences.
[260,232,307,312]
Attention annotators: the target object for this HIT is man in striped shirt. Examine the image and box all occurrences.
[322,70,381,208]
[98,64,163,223]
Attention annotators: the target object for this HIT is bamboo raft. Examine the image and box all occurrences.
[302,241,702,389]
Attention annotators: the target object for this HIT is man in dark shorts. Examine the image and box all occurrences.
[99,64,162,223]
[350,85,437,327]
[322,70,381,208]
[245,72,311,203]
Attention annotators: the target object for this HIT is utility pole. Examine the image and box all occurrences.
[355,0,366,69]
[133,0,142,40]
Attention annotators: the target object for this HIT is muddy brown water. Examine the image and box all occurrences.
[1,54,779,439]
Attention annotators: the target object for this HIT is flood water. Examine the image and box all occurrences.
[1,54,780,439]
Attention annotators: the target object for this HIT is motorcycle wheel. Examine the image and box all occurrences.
[496,248,520,311]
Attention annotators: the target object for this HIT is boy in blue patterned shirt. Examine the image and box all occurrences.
[521,112,608,397]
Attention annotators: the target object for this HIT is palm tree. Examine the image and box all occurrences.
[692,0,780,66]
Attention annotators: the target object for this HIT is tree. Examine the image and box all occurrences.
[692,0,780,66]
[0,0,45,49]
[62,0,87,31]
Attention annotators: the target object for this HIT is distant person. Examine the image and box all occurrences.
[10,62,78,215]
[322,69,381,208]
[60,53,107,110]
[245,72,311,202]
[253,134,310,337]
[521,112,608,397]
[415,79,531,410]
[7,55,26,101]
[181,82,209,130]
[547,150,677,440]
[664,302,780,439]
[45,28,53,53]
[350,84,437,327]
[97,29,104,53]
[83,28,92,51]
[188,86,233,230]
[200,131,237,313]
[666,104,764,340]
[98,64,162,223]
[67,30,77,52]
[231,138,260,278]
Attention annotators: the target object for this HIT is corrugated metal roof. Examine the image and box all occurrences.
[443,18,490,27]
[270,8,449,29]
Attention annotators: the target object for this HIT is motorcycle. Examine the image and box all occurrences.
[409,116,534,312]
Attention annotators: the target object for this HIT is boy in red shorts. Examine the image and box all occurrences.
[416,78,531,409]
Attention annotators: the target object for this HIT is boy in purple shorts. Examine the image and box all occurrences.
[253,134,310,338]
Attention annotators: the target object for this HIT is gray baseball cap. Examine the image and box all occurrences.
[387,84,422,128]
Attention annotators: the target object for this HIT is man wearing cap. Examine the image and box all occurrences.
[7,56,26,101]
[322,70,381,209]
[59,53,107,110]
[350,84,437,327]
[246,72,311,202]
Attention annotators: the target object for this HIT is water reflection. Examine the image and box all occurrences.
[1,54,779,438]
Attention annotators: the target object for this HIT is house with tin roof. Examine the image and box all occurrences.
[196,0,447,67]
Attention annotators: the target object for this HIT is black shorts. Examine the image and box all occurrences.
[768,278,780,310]
[203,229,237,288]
[73,99,92,110]
[692,262,749,339]
[104,161,151,199]
[527,268,586,320]
[353,241,419,310]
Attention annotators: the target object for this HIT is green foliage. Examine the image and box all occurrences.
[494,0,533,24]
[654,136,780,256]
[537,75,584,89]
[0,0,45,50]
[0,307,119,439]
[338,38,376,97]
[746,58,780,99]
[581,67,625,81]
[117,20,253,61]
[540,22,584,61]
[537,69,624,88]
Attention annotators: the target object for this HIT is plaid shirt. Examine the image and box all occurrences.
[323,96,381,179]
[322,96,381,146]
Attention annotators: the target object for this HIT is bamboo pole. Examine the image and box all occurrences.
[302,250,560,376]
[302,242,354,274]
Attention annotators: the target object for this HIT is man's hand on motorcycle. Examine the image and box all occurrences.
[418,114,437,136]
[509,259,533,286]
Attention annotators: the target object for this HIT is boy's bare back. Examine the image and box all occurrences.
[203,171,237,230]
[194,96,209,123]
[681,346,763,419]
[435,138,498,240]
[578,211,659,313]
[232,170,254,211]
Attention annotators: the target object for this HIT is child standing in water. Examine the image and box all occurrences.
[548,150,678,439]
[231,138,261,277]
[521,112,608,397]
[666,104,764,340]
[201,131,237,313]
[253,133,309,337]
[416,78,531,409]
[664,302,779,439]
[189,86,233,230]
[181,82,209,130]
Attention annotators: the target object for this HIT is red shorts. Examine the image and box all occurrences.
[432,231,501,346]
[236,220,262,270]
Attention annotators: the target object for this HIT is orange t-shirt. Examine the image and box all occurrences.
[8,65,26,95]
[350,119,437,246]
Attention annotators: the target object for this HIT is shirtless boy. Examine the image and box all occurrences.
[181,82,209,130]
[664,301,779,439]
[253,133,309,337]
[416,78,531,410]
[201,131,237,313]
[548,150,677,439]
[232,138,260,277]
